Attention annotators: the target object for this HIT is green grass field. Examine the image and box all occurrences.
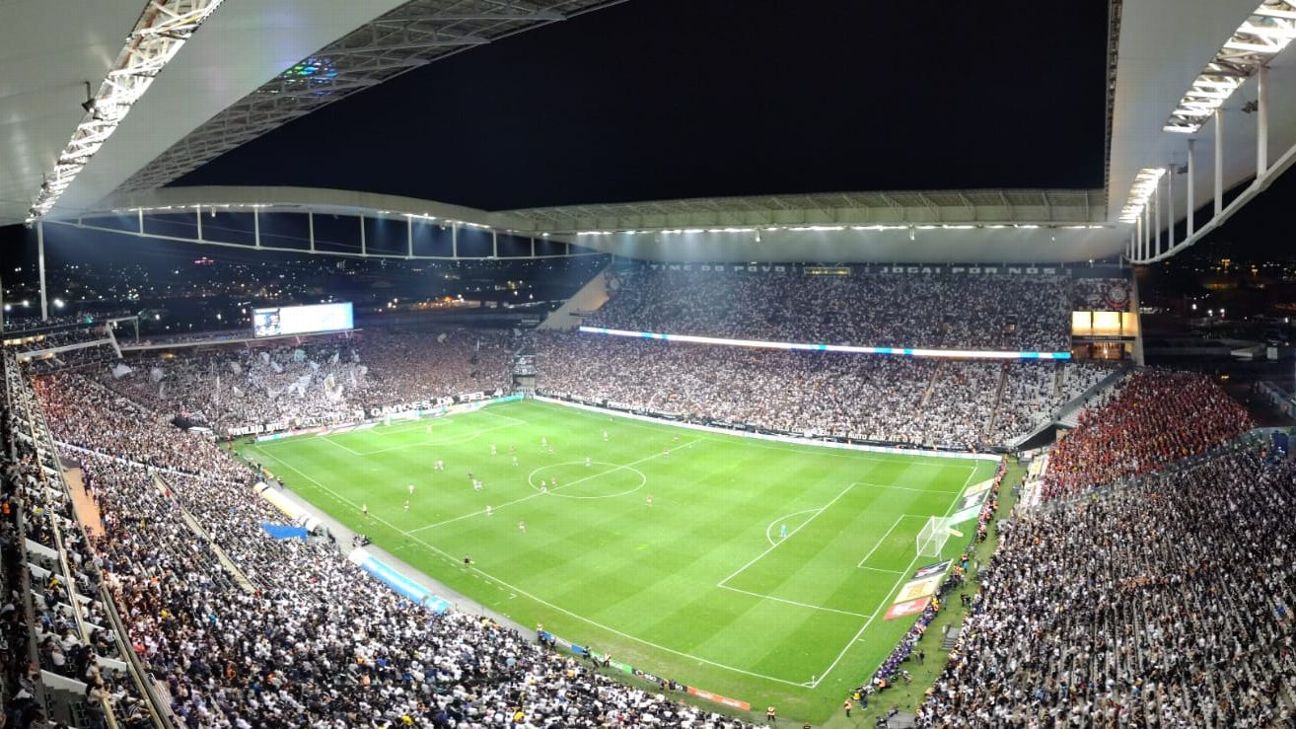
[235,400,995,724]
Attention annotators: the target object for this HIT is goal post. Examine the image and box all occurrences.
[916,515,950,558]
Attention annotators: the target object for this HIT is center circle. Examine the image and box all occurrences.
[526,461,648,499]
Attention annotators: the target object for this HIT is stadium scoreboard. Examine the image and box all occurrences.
[252,303,354,338]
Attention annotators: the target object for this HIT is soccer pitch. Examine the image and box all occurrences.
[236,400,995,723]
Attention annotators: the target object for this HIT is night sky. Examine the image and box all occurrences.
[2,1,1288,265]
[178,0,1110,210]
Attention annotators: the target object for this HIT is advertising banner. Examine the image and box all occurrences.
[884,597,932,621]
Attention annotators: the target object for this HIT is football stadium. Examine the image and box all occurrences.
[2,1,1296,728]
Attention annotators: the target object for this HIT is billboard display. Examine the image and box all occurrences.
[253,303,353,338]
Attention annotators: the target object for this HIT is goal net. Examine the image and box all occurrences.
[916,516,950,558]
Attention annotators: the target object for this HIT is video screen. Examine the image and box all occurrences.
[252,303,354,338]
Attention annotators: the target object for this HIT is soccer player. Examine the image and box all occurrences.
[472,479,482,492]
[541,436,548,448]
[518,520,526,533]
[490,443,497,456]
[585,456,592,467]
[780,524,789,540]
[407,483,415,496]
[602,430,608,442]
[540,484,548,495]
[485,505,493,517]
[646,495,653,508]
[511,455,519,467]
[361,503,369,518]
[403,499,410,512]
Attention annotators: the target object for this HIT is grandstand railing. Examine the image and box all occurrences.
[6,353,172,728]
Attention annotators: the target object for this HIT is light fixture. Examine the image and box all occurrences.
[28,0,227,219]
[1163,1,1296,134]
[1119,167,1166,223]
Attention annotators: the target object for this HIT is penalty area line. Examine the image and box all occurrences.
[809,466,974,688]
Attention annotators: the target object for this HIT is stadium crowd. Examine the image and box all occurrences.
[26,370,760,728]
[35,373,251,483]
[537,334,1112,450]
[918,442,1296,727]
[95,329,511,435]
[589,269,1081,351]
[1041,370,1253,498]
[2,357,153,728]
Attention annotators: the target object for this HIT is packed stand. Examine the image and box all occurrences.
[1042,369,1253,498]
[918,443,1296,727]
[987,361,1115,444]
[95,329,511,436]
[588,268,1075,351]
[539,334,1113,450]
[35,374,249,483]
[38,382,757,727]
[2,356,153,728]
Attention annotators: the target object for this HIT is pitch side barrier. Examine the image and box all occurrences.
[534,395,1001,462]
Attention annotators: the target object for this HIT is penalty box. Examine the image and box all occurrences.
[716,479,965,619]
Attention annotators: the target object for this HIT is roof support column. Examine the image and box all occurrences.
[1187,138,1196,238]
[196,205,203,241]
[492,230,498,258]
[359,215,366,257]
[1167,161,1174,254]
[1257,64,1269,177]
[1214,109,1224,218]
[1153,176,1161,257]
[1142,201,1150,261]
[406,219,414,259]
[452,223,458,259]
[37,220,48,321]
[308,212,315,253]
[1134,214,1142,262]
[253,208,261,249]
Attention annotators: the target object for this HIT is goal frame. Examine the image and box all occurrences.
[916,515,950,558]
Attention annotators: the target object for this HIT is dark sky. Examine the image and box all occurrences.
[178,0,1111,210]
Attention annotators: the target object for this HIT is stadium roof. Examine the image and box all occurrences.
[6,0,1296,263]
[79,185,1114,264]
[0,0,623,227]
